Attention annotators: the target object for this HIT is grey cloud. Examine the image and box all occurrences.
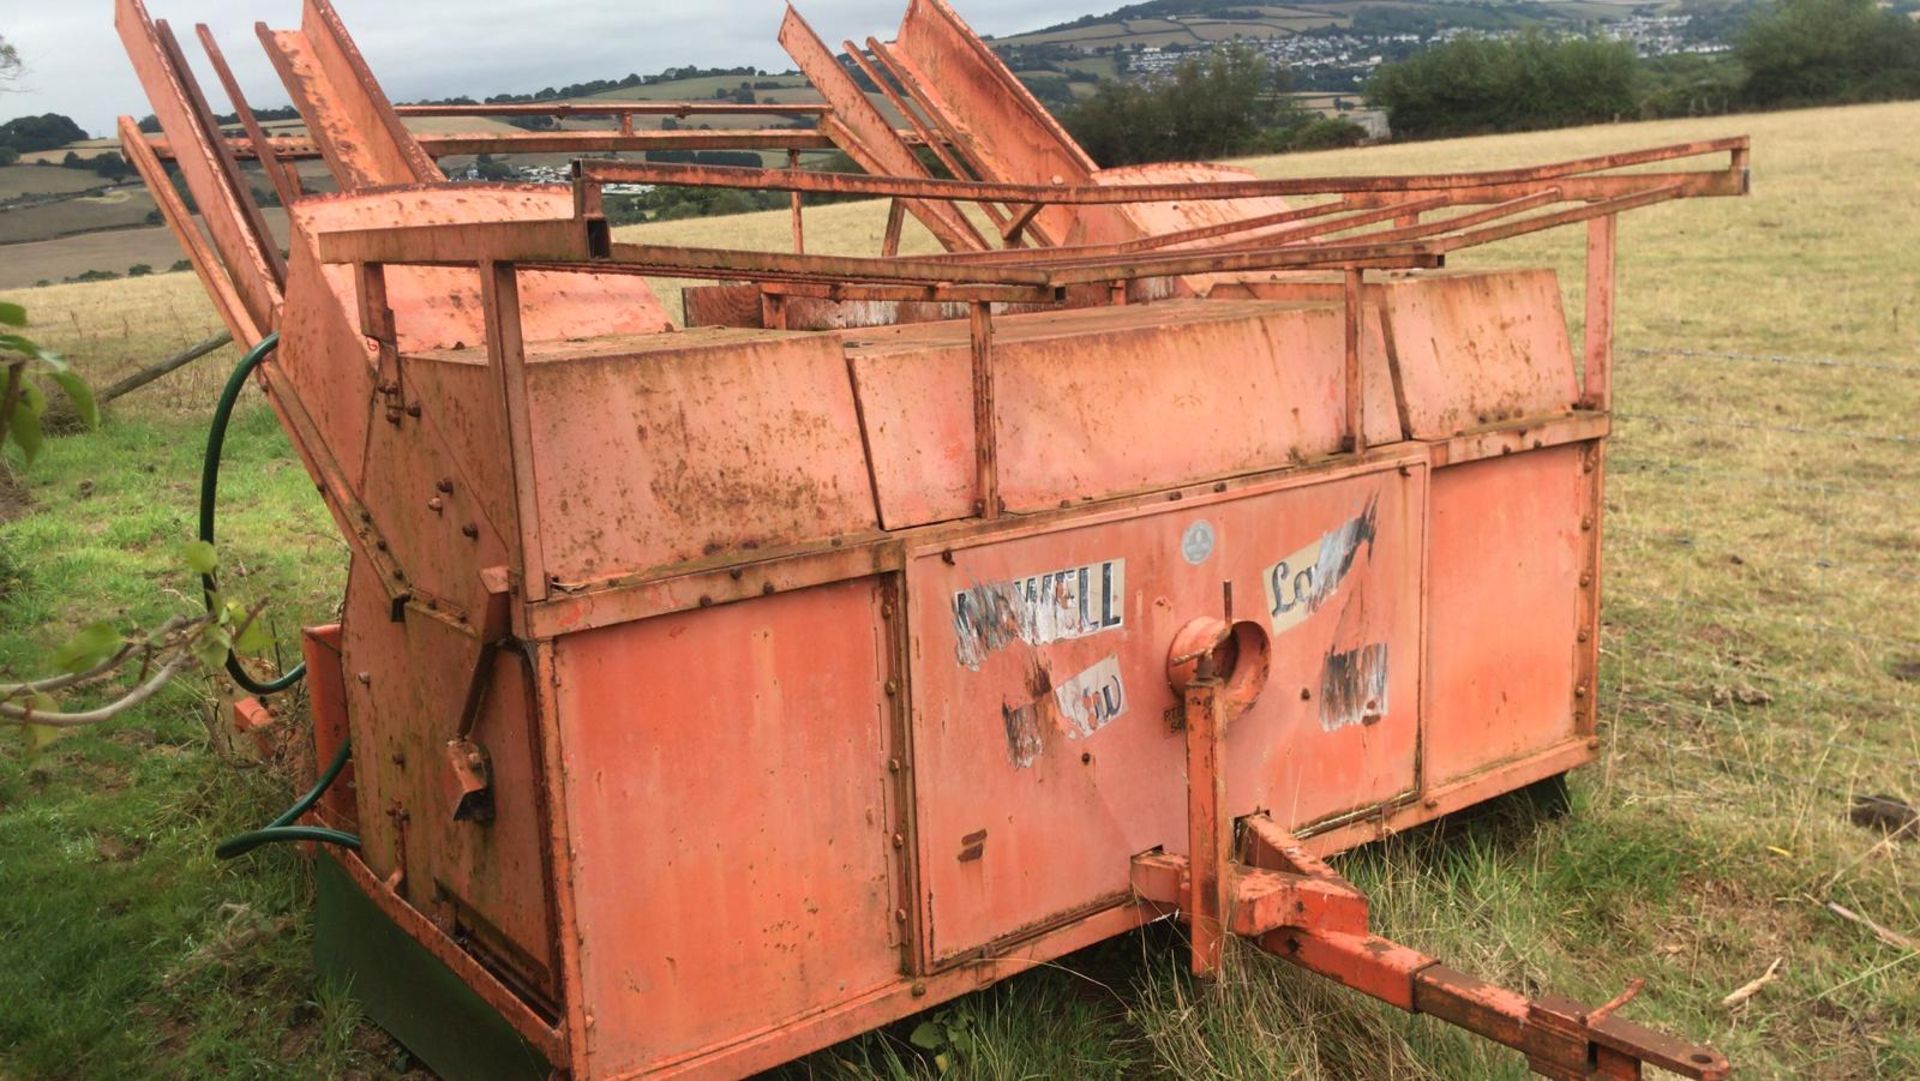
[0,1,1094,136]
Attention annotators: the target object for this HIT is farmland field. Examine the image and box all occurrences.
[0,100,1917,1079]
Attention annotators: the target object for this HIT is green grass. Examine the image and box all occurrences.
[3,100,1919,1079]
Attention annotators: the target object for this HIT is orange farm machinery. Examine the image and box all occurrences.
[116,1,1749,1077]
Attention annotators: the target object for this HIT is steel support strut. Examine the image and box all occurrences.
[1136,677,1730,1080]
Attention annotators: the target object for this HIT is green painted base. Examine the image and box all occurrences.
[314,853,554,1081]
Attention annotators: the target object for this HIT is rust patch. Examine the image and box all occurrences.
[957,829,987,862]
[1320,642,1389,732]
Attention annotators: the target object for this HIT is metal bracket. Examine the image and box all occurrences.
[1143,676,1731,1080]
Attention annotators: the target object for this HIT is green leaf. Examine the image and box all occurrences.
[192,624,231,672]
[21,694,66,755]
[0,333,37,357]
[180,539,219,575]
[7,383,44,465]
[47,370,97,428]
[0,302,24,327]
[934,1052,950,1075]
[53,621,122,674]
[908,1021,944,1051]
[226,600,273,653]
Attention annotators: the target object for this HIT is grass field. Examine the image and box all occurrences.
[1,100,1916,1079]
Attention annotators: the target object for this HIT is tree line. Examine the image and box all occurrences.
[1369,0,1920,140]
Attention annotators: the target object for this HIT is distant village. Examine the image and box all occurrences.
[1116,13,1731,87]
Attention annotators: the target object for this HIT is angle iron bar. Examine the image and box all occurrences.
[841,39,1014,233]
[1429,182,1686,253]
[195,24,298,210]
[393,101,830,117]
[573,138,1744,205]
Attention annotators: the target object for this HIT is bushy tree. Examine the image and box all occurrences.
[1063,46,1309,165]
[1367,33,1641,138]
[0,113,87,153]
[1737,0,1920,107]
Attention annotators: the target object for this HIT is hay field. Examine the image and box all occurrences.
[0,101,1915,1079]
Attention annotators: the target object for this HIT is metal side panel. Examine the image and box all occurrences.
[1377,269,1581,438]
[905,456,1425,964]
[550,579,902,1078]
[522,331,880,584]
[1423,446,1585,786]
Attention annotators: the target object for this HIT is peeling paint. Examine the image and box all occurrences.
[1320,642,1389,732]
[953,558,1125,669]
[1262,497,1379,635]
[999,653,1127,767]
[1053,654,1127,739]
[1002,700,1044,768]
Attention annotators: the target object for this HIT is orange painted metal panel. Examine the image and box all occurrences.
[1423,446,1584,786]
[520,330,880,584]
[337,560,559,995]
[848,299,1370,528]
[550,579,901,1077]
[1377,269,1580,437]
[905,460,1423,961]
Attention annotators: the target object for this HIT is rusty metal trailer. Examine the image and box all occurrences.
[117,1,1748,1077]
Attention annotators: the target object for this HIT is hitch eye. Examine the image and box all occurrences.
[1167,616,1271,718]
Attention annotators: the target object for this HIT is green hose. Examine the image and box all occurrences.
[204,333,360,859]
[216,737,361,859]
[200,332,304,695]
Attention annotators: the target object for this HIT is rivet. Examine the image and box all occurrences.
[427,497,444,513]
[940,549,956,565]
[1577,628,1590,643]
[1580,516,1594,531]
[911,981,928,997]
[891,833,904,849]
[1300,687,1311,701]
[436,478,454,493]
[881,603,895,619]
[356,672,371,685]
[375,539,388,551]
[1587,737,1602,749]
[1579,573,1593,587]
[1574,684,1588,698]
[1213,482,1227,492]
[460,523,479,539]
[405,403,421,418]
[761,582,776,596]
[888,758,901,773]
[729,567,744,580]
[698,595,714,607]
[1080,752,1092,765]
[885,679,900,696]
[894,908,907,924]
[1423,796,1439,809]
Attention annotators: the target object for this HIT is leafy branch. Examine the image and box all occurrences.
[1,541,272,751]
[1,300,99,467]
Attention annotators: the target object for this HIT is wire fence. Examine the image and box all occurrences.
[1601,343,1920,799]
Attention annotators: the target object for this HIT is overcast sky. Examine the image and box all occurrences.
[2,1,1092,136]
